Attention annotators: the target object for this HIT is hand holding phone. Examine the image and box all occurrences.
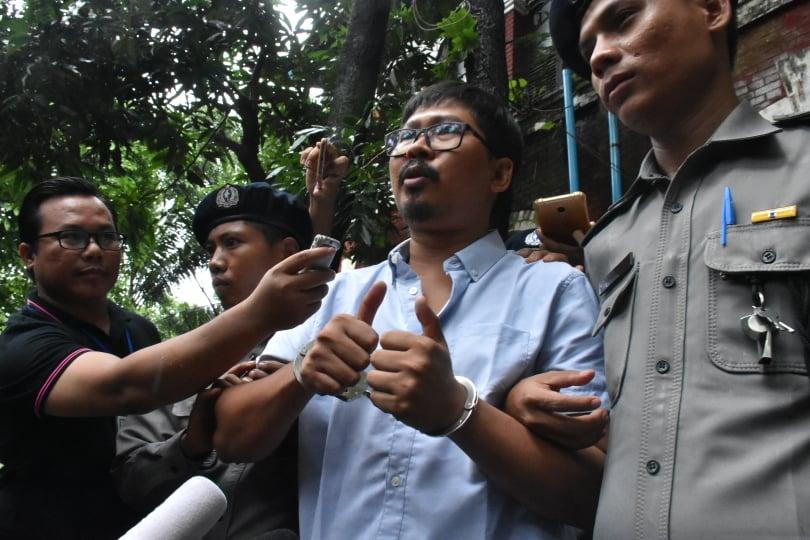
[307,234,340,270]
[533,191,591,245]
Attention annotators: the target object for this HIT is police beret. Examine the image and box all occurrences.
[549,0,738,78]
[192,182,313,249]
[549,0,593,78]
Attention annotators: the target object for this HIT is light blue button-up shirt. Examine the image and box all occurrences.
[263,231,606,540]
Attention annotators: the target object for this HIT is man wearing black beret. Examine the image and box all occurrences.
[113,142,348,539]
[508,0,810,537]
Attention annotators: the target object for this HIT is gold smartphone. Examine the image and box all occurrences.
[533,191,591,245]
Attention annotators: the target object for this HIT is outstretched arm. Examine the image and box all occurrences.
[43,248,335,417]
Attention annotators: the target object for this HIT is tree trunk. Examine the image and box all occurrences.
[465,0,508,101]
[328,0,393,129]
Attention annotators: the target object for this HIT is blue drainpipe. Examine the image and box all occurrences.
[562,68,580,193]
[608,112,622,203]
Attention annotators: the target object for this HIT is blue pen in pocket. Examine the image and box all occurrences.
[721,186,736,247]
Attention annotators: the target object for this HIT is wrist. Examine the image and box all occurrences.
[179,429,215,462]
[428,376,479,437]
[292,340,316,389]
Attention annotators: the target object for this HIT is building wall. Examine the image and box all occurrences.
[735,0,810,120]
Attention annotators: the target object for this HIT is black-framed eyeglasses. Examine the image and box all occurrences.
[37,230,126,251]
[384,121,490,157]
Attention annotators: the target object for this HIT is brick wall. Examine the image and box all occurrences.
[505,10,515,80]
[734,0,810,119]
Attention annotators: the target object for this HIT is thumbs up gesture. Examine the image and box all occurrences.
[297,281,387,395]
[367,296,468,435]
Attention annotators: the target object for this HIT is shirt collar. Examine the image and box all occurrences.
[25,292,129,329]
[387,231,507,283]
[709,101,781,144]
[638,101,779,182]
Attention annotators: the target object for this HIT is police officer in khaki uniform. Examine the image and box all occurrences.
[510,0,810,537]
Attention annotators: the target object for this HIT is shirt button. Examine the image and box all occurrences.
[662,275,676,289]
[646,460,661,475]
[670,202,683,213]
[408,286,418,295]
[390,475,402,487]
[470,270,478,279]
[761,249,776,264]
[656,360,670,374]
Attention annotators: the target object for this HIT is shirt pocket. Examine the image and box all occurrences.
[592,253,638,405]
[448,324,531,406]
[704,220,810,375]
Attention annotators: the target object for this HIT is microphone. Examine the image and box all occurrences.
[120,476,227,540]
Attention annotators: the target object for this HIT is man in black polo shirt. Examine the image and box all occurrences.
[0,177,335,539]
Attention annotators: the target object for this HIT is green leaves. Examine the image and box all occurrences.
[0,0,514,328]
[432,4,478,79]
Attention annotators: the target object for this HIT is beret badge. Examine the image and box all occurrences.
[215,185,240,209]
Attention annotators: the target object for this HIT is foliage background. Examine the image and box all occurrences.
[0,0,491,334]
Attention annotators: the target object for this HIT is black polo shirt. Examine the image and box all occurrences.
[0,293,161,539]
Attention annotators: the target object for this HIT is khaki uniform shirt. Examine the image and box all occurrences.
[112,341,297,539]
[585,103,810,539]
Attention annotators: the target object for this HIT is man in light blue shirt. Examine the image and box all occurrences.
[213,81,608,539]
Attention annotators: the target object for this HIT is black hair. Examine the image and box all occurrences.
[18,177,119,248]
[401,81,524,239]
[250,222,298,250]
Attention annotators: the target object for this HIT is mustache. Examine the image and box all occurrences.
[398,160,439,184]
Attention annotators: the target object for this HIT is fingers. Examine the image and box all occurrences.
[526,390,601,413]
[302,336,369,393]
[532,369,597,392]
[325,155,350,181]
[571,220,595,244]
[415,296,446,346]
[356,281,387,325]
[534,227,585,268]
[219,373,244,386]
[226,361,257,378]
[534,409,609,450]
[364,369,401,411]
[302,139,346,194]
[536,228,577,251]
[300,310,380,394]
[276,246,338,275]
[521,249,570,264]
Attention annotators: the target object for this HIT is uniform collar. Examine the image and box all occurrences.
[709,101,781,144]
[583,102,779,246]
[387,230,506,283]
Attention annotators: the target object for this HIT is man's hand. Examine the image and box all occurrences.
[302,138,350,235]
[297,281,387,394]
[505,370,608,450]
[519,224,593,269]
[247,247,336,331]
[302,138,349,197]
[181,361,274,459]
[367,296,467,435]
